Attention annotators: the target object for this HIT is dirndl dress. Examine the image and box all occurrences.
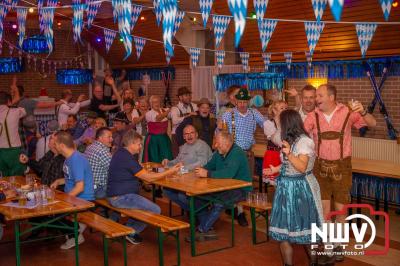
[269,135,324,244]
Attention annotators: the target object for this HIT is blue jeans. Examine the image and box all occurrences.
[108,193,161,234]
[197,189,246,233]
[164,189,189,211]
[94,185,107,199]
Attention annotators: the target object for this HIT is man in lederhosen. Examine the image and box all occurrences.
[304,84,376,263]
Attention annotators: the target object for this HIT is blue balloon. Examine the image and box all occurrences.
[250,95,264,108]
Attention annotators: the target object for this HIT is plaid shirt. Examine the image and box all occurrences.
[28,151,65,186]
[84,141,112,187]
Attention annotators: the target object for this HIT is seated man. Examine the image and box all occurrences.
[162,125,212,211]
[50,131,94,249]
[193,131,252,241]
[65,114,85,140]
[107,129,181,244]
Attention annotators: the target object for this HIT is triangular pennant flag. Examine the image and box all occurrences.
[379,0,394,21]
[0,5,9,43]
[16,7,28,48]
[305,51,312,67]
[304,21,325,56]
[328,0,344,21]
[111,0,118,23]
[311,0,328,22]
[86,0,102,29]
[38,0,45,33]
[262,52,271,71]
[133,36,146,60]
[162,0,178,57]
[189,47,201,67]
[47,0,58,7]
[215,50,225,69]
[104,28,117,52]
[257,19,277,52]
[172,10,185,37]
[131,4,143,32]
[284,52,292,70]
[227,0,248,47]
[165,45,175,64]
[42,7,55,54]
[72,3,86,44]
[153,0,163,26]
[239,52,250,72]
[355,23,377,58]
[212,15,231,48]
[199,0,214,28]
[253,0,269,24]
[114,0,133,60]
[5,0,18,12]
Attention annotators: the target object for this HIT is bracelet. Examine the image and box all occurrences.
[361,110,368,116]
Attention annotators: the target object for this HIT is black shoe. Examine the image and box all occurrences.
[142,184,152,192]
[154,188,163,198]
[126,234,143,245]
[237,213,248,227]
[185,230,218,242]
[225,207,238,219]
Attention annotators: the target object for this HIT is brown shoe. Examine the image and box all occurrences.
[334,246,344,262]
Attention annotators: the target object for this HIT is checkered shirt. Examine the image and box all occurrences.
[84,141,112,187]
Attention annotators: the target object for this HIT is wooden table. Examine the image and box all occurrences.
[150,173,252,257]
[0,176,94,266]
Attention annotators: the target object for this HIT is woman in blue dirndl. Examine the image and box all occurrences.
[265,110,324,266]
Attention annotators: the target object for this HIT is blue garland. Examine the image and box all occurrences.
[215,72,284,92]
[56,69,93,85]
[0,58,23,74]
[21,35,50,54]
[113,67,175,81]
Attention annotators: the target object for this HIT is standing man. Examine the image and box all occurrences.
[286,85,317,121]
[0,91,26,176]
[57,89,89,127]
[89,78,122,119]
[170,87,198,157]
[303,84,376,262]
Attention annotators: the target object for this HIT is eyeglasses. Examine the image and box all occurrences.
[184,132,195,136]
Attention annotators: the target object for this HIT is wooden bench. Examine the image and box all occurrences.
[94,199,190,266]
[239,201,272,245]
[76,211,134,266]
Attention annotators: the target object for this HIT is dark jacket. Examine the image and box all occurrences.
[175,113,217,148]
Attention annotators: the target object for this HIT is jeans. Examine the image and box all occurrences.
[197,189,246,233]
[164,189,189,211]
[108,193,161,235]
[94,185,107,199]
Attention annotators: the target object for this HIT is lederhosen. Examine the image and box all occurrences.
[172,103,195,157]
[313,109,352,204]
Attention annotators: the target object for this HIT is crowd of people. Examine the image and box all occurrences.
[0,70,378,265]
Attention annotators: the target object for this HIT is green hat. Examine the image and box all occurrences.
[235,88,251,101]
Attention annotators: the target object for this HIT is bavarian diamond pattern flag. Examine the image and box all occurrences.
[153,0,163,26]
[284,52,292,70]
[227,0,248,47]
[165,45,175,64]
[190,47,201,67]
[328,0,344,21]
[162,0,177,57]
[133,36,146,60]
[199,0,214,28]
[258,19,277,52]
[114,0,132,60]
[16,7,28,48]
[240,52,250,71]
[0,5,8,43]
[380,0,394,21]
[104,28,117,53]
[355,23,377,58]
[216,50,225,69]
[305,51,312,67]
[212,15,231,48]
[311,0,327,22]
[42,7,55,54]
[38,0,44,33]
[304,21,324,56]
[72,3,86,43]
[172,10,185,37]
[262,52,271,71]
[86,0,101,28]
[253,0,269,24]
[131,4,143,32]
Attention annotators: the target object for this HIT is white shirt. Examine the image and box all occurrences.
[57,99,90,127]
[169,102,198,134]
[146,109,168,123]
[0,105,26,148]
[131,109,144,135]
[298,106,308,122]
[263,120,282,147]
[323,106,338,123]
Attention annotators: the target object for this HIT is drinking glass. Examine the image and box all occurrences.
[46,188,55,203]
[9,176,17,188]
[25,174,35,189]
[40,185,48,204]
[18,191,27,206]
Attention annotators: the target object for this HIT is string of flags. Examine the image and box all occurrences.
[189,47,201,67]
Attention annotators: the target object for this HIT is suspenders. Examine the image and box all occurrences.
[1,108,12,148]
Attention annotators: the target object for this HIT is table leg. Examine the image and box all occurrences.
[152,184,156,203]
[258,175,263,193]
[15,220,21,266]
[73,212,79,266]
[189,196,196,256]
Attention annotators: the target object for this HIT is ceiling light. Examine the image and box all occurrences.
[28,8,34,13]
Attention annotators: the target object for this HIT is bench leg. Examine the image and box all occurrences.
[265,210,269,242]
[168,200,172,217]
[15,220,21,266]
[73,213,80,266]
[122,236,128,266]
[157,228,164,266]
[250,207,257,245]
[103,236,109,266]
[175,230,181,266]
[231,206,235,247]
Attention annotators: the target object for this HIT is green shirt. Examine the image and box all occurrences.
[204,144,252,192]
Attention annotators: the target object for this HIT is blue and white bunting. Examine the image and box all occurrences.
[131,4,143,32]
[0,5,9,43]
[355,23,377,58]
[328,0,344,21]
[104,28,117,53]
[16,7,28,48]
[153,0,163,26]
[284,52,292,70]
[113,0,132,60]
[47,0,58,7]
[239,52,250,72]
[253,0,269,24]
[257,19,277,52]
[72,4,86,44]
[190,47,201,67]
[379,0,394,21]
[212,15,231,48]
[215,50,225,69]
[133,36,146,60]
[311,0,328,22]
[162,0,177,57]
[38,0,44,33]
[262,52,271,71]
[227,0,247,47]
[172,10,185,37]
[304,21,324,56]
[42,7,55,54]
[305,51,312,67]
[165,45,175,64]
[199,0,214,28]
[86,0,102,29]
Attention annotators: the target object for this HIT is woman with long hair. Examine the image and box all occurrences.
[265,109,323,266]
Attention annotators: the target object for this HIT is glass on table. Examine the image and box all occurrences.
[25,174,35,190]
[18,191,27,206]
[46,188,55,202]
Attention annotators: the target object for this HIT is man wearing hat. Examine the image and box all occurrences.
[112,112,130,153]
[170,86,198,157]
[175,98,217,149]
